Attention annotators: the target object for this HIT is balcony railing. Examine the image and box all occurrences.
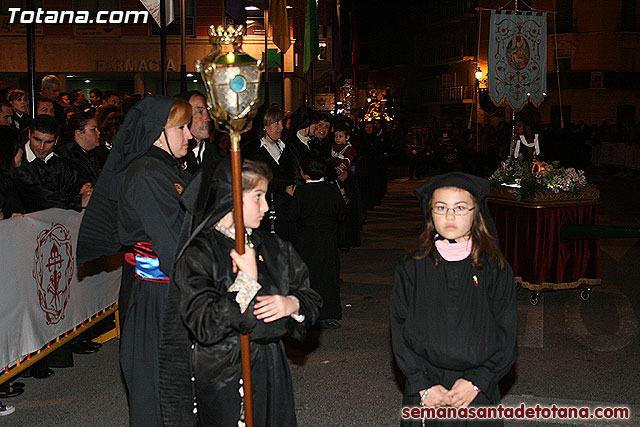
[426,0,478,22]
[416,41,476,66]
[425,85,475,102]
[426,43,462,64]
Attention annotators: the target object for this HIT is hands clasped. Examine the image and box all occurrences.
[420,379,479,408]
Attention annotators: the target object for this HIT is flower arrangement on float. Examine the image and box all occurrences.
[489,155,596,202]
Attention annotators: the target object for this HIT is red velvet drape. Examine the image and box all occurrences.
[489,201,601,287]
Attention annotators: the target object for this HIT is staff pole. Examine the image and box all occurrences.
[229,130,254,427]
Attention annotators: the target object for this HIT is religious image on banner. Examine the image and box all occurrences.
[488,10,547,111]
[33,223,74,325]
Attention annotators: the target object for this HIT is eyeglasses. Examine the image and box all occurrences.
[431,205,475,216]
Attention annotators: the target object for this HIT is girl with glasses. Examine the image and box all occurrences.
[391,172,517,426]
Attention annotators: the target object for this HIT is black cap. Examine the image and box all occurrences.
[414,172,498,241]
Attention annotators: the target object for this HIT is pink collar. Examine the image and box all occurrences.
[435,237,472,261]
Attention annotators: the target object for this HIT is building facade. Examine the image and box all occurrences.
[408,0,640,126]
[0,0,336,112]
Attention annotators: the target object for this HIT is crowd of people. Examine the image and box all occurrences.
[391,118,640,180]
[0,76,135,415]
[0,75,394,422]
[8,70,630,426]
[1,74,522,426]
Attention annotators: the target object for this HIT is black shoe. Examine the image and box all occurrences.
[318,319,341,330]
[0,385,24,398]
[71,340,99,355]
[339,246,350,252]
[84,341,102,350]
[30,367,55,379]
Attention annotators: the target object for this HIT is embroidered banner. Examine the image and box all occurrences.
[488,10,547,111]
[0,209,121,369]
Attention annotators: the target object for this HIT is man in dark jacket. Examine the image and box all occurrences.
[16,115,92,213]
[175,90,227,174]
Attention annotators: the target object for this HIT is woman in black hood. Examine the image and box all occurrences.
[159,158,321,427]
[77,95,193,427]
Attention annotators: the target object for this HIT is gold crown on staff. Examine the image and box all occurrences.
[195,22,262,133]
[208,25,245,45]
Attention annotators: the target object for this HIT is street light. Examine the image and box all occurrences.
[475,67,483,80]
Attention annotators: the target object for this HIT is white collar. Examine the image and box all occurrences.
[25,142,56,164]
[214,222,253,240]
[191,139,206,159]
[260,137,284,150]
[296,130,311,145]
[305,178,325,183]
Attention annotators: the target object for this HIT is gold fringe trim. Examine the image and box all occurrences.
[516,277,601,292]
[0,303,119,386]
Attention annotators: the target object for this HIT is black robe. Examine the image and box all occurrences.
[184,138,228,175]
[174,227,321,427]
[16,152,84,212]
[117,146,190,427]
[244,140,297,240]
[332,142,363,248]
[11,111,31,132]
[76,96,188,427]
[0,167,24,217]
[288,181,344,320]
[58,142,108,185]
[285,132,336,181]
[350,131,374,212]
[390,253,517,426]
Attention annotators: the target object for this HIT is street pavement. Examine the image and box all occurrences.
[2,169,639,426]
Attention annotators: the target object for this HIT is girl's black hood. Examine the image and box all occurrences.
[174,158,237,261]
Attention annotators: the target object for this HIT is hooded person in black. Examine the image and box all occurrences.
[159,158,321,427]
[77,96,193,427]
[391,172,517,426]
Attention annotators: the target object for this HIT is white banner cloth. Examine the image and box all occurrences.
[0,209,121,369]
[140,0,174,27]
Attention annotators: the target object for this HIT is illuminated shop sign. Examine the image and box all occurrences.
[96,59,177,72]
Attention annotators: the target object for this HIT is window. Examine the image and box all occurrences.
[173,0,194,18]
[558,57,571,74]
[149,0,196,36]
[1,0,43,10]
[551,106,571,127]
[74,0,120,15]
[617,105,636,125]
[620,48,636,72]
[556,0,573,33]
[622,0,636,31]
